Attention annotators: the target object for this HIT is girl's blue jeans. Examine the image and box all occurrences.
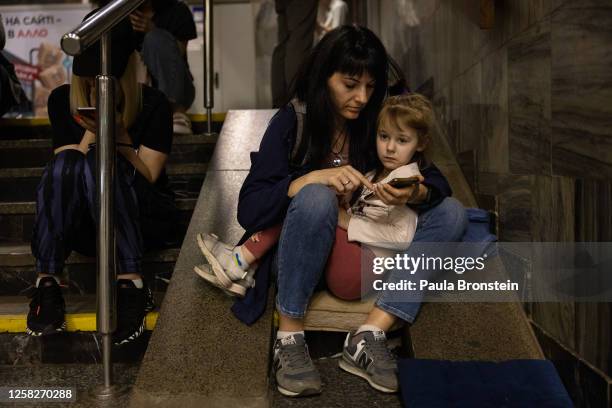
[275,184,468,323]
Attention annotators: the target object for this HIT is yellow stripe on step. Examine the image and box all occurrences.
[0,312,158,333]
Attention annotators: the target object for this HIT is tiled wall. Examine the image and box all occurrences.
[378,0,611,406]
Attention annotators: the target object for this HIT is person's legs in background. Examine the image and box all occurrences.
[28,149,92,336]
[141,27,195,134]
[274,184,337,397]
[271,0,317,107]
[83,149,153,345]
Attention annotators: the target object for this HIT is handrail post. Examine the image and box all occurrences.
[92,31,124,400]
[204,0,215,136]
[97,30,116,393]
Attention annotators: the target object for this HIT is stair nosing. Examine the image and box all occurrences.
[0,197,196,215]
[0,134,218,149]
[0,164,208,178]
[0,245,180,266]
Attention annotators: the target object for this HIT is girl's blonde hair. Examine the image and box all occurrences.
[377,93,435,151]
[69,51,142,129]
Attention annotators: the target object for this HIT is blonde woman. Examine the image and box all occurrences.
[27,17,175,346]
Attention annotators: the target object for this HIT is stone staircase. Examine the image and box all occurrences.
[0,116,223,405]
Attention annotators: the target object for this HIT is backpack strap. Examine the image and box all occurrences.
[288,98,309,168]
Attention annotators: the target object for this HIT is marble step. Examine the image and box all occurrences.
[0,134,218,169]
[0,114,225,140]
[0,246,178,296]
[0,198,196,244]
[0,164,207,202]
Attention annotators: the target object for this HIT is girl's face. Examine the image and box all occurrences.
[376,123,425,171]
[327,71,375,123]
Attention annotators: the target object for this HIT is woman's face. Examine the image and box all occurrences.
[327,71,375,123]
[376,123,424,171]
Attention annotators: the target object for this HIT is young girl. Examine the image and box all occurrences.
[194,93,434,299]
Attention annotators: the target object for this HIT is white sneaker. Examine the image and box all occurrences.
[173,112,193,135]
[194,264,250,298]
[196,233,251,288]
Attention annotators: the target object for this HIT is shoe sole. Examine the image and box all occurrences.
[193,265,246,297]
[338,357,397,393]
[26,321,67,337]
[196,233,235,288]
[277,384,321,397]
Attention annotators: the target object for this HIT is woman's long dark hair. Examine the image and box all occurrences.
[291,25,389,174]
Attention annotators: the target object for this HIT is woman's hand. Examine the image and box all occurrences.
[287,165,373,198]
[312,165,374,195]
[74,114,96,134]
[129,10,155,33]
[373,175,426,206]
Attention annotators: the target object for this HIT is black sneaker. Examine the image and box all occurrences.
[26,277,67,336]
[113,279,148,346]
[143,281,155,313]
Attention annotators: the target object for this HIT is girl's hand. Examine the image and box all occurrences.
[374,175,425,206]
[338,193,352,210]
[250,232,262,243]
[312,165,374,195]
[337,206,351,230]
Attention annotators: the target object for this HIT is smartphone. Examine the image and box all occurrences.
[76,107,97,121]
[364,176,420,200]
[387,176,421,189]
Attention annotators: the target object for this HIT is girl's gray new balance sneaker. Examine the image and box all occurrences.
[339,330,399,393]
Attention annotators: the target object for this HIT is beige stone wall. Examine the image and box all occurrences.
[378,0,611,405]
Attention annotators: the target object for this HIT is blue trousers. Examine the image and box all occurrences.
[31,149,144,275]
[275,184,467,322]
[141,28,195,110]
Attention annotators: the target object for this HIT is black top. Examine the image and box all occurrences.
[134,0,197,48]
[153,0,197,41]
[47,84,173,155]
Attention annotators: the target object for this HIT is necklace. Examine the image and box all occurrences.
[331,131,347,167]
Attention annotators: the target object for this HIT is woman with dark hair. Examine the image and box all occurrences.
[197,25,466,397]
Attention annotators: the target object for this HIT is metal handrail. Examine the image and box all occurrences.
[204,0,215,135]
[60,0,144,399]
[61,0,144,56]
[60,0,215,399]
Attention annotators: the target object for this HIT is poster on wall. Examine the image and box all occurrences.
[0,4,92,117]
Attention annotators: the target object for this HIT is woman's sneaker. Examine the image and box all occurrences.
[113,279,148,346]
[193,263,254,298]
[26,277,67,336]
[196,233,250,288]
[339,330,399,393]
[273,333,322,397]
